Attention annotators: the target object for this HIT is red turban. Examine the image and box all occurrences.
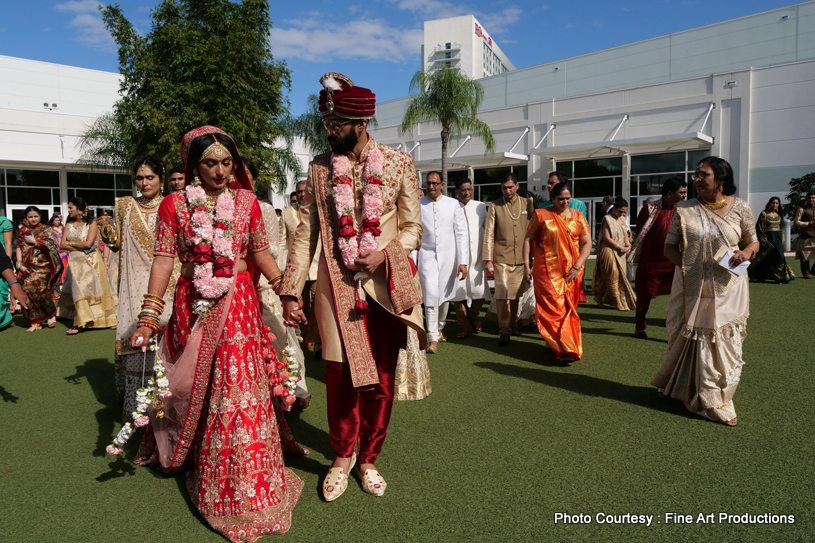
[318,72,376,120]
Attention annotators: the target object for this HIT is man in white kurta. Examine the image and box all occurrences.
[416,172,468,353]
[451,178,487,338]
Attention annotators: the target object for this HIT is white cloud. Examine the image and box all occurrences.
[56,0,116,53]
[270,18,423,63]
[386,0,523,35]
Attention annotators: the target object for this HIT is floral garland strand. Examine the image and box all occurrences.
[259,325,301,411]
[186,185,236,316]
[106,338,170,456]
[331,148,385,314]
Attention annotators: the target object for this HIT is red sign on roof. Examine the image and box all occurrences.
[475,23,492,47]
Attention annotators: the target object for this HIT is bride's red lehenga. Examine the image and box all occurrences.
[137,126,302,542]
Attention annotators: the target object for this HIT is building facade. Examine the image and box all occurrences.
[421,15,515,80]
[375,1,815,244]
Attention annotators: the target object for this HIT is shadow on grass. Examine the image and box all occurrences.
[65,358,119,457]
[582,326,669,344]
[96,456,137,482]
[474,360,697,419]
[0,384,20,403]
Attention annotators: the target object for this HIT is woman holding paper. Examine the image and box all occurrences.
[651,157,758,426]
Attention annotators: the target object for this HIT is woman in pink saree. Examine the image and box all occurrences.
[130,127,302,542]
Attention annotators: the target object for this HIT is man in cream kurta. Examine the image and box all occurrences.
[281,72,424,501]
[278,192,299,269]
[483,172,534,345]
[451,178,487,338]
[416,172,468,353]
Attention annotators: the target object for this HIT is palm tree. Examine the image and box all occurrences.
[401,67,495,185]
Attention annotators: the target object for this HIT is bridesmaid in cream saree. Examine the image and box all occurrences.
[100,156,179,421]
[652,157,759,426]
[57,197,117,334]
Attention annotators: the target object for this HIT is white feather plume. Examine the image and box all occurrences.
[323,76,342,92]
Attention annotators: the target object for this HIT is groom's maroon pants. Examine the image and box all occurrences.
[324,300,406,464]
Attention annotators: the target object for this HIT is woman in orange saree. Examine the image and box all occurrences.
[523,183,592,362]
[129,127,302,542]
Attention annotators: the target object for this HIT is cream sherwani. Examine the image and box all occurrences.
[280,138,426,368]
[452,199,487,303]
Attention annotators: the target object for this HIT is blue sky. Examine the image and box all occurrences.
[0,0,799,115]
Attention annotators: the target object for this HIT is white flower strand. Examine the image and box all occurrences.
[106,338,171,456]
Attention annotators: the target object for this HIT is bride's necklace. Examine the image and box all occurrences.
[504,195,521,220]
[136,194,162,209]
[700,196,728,211]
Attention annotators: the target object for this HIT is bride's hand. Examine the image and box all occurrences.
[131,327,154,349]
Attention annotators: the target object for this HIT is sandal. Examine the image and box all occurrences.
[725,418,738,427]
[26,324,42,333]
[66,327,80,335]
[46,317,57,328]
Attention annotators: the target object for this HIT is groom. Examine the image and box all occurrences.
[280,72,425,500]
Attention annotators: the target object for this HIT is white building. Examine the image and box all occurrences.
[421,15,515,80]
[372,1,815,244]
[0,54,307,223]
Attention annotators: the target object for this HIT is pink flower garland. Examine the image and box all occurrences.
[331,148,385,270]
[185,185,235,306]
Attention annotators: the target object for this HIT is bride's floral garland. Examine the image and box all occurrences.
[331,148,385,314]
[186,185,236,316]
[106,338,170,455]
[265,340,301,411]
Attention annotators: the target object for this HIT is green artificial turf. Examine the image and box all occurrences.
[1,258,813,542]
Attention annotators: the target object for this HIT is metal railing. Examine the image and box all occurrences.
[433,42,461,52]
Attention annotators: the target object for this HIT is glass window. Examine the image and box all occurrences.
[633,173,682,196]
[5,169,60,187]
[687,149,711,170]
[574,177,614,198]
[7,187,53,205]
[71,189,116,207]
[474,166,513,185]
[574,158,622,177]
[553,161,573,179]
[115,174,131,190]
[513,165,528,181]
[68,171,115,189]
[631,152,685,175]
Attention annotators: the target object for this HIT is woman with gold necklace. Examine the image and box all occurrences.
[57,196,117,334]
[99,155,180,422]
[523,182,592,362]
[652,156,759,426]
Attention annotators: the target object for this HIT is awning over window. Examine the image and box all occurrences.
[533,132,713,160]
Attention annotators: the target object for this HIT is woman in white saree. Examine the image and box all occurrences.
[651,157,759,426]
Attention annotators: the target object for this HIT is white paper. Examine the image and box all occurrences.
[714,248,751,276]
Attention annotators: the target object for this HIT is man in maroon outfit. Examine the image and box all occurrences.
[628,177,687,339]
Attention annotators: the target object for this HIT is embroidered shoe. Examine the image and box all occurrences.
[322,452,356,502]
[356,466,387,497]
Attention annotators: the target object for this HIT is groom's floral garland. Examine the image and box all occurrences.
[106,338,169,455]
[331,148,385,314]
[186,185,236,316]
